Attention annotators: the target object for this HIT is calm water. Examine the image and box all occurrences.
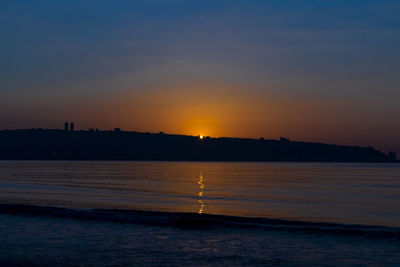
[1,161,399,226]
[1,161,400,266]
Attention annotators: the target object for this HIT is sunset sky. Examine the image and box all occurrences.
[1,0,399,151]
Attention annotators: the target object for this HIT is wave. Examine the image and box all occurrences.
[0,203,399,240]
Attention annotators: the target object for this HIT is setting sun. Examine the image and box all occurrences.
[199,135,204,139]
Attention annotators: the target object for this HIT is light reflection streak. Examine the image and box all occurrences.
[198,172,205,214]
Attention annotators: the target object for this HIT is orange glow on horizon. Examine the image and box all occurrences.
[42,81,399,152]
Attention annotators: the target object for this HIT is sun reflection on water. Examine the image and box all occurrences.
[198,172,205,214]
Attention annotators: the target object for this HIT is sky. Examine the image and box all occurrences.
[1,0,399,152]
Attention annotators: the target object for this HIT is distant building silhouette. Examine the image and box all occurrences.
[64,122,69,132]
[114,128,121,132]
[280,137,290,143]
[70,122,74,132]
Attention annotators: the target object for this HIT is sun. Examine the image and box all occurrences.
[199,135,204,139]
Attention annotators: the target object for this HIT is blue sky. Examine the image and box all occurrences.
[1,0,399,151]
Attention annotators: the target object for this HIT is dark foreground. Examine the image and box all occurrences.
[0,204,399,266]
[0,129,395,162]
[1,161,400,266]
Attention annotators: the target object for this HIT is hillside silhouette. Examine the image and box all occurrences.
[0,128,396,162]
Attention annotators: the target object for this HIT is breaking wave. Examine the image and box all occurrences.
[0,203,399,240]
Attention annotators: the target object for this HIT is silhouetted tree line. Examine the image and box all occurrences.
[0,129,396,162]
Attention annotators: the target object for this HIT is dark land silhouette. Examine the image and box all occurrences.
[0,126,397,162]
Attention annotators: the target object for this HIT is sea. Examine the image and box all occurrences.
[0,161,399,266]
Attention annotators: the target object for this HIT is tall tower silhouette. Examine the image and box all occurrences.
[64,122,69,132]
[70,122,74,132]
